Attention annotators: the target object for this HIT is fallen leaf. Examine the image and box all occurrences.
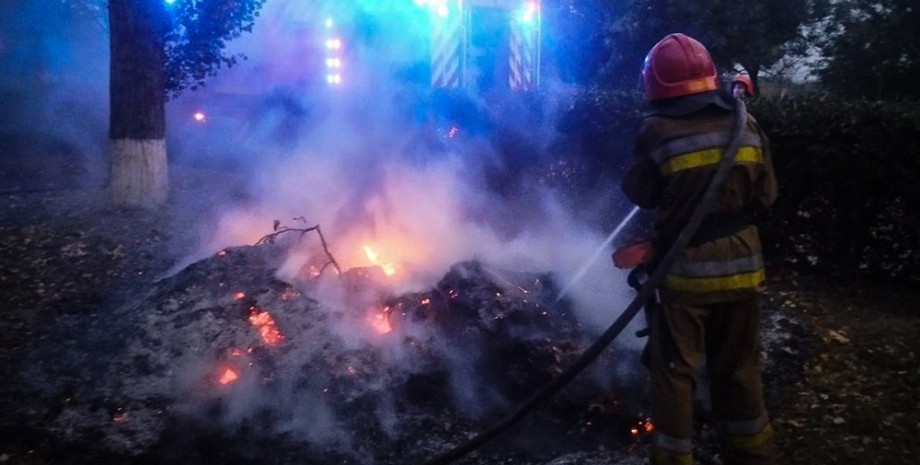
[828,330,850,344]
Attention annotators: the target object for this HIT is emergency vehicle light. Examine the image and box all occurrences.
[519,1,538,24]
[412,0,454,17]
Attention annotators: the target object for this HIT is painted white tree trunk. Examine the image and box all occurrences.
[109,138,168,209]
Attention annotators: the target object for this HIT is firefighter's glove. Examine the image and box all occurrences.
[612,241,656,270]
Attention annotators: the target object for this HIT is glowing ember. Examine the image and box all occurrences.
[218,367,239,385]
[363,245,396,276]
[630,418,655,440]
[232,291,246,301]
[229,347,245,357]
[367,309,392,334]
[217,250,227,257]
[421,298,431,305]
[248,307,285,346]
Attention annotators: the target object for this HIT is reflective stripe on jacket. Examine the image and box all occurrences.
[622,106,778,304]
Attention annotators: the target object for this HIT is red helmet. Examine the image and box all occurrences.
[642,33,719,101]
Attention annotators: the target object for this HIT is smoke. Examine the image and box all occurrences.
[6,0,646,452]
[0,1,109,191]
[165,2,645,422]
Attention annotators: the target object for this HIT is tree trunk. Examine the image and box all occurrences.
[108,0,168,209]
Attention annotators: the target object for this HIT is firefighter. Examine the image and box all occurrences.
[622,33,779,465]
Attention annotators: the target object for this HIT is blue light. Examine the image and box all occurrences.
[520,1,538,24]
[164,0,177,5]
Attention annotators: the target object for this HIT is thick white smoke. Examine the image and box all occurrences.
[177,0,645,344]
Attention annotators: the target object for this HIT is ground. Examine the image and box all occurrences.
[0,161,918,464]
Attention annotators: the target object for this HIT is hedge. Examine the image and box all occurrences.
[550,91,920,282]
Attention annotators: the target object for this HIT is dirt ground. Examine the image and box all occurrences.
[0,163,918,464]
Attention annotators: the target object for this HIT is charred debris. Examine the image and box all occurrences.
[14,224,655,465]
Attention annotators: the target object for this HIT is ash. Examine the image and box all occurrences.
[19,242,648,464]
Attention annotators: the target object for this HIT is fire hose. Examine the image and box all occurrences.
[421,86,750,465]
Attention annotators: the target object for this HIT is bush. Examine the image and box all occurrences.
[750,96,920,282]
[552,90,920,282]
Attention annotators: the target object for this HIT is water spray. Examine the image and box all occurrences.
[555,205,641,303]
[421,93,749,465]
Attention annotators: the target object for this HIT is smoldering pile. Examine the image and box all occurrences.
[37,240,647,464]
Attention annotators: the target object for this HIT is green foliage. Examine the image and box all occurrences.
[162,0,266,97]
[750,96,920,280]
[812,0,920,100]
[549,89,644,191]
[601,0,811,92]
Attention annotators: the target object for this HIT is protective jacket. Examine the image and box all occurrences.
[623,91,780,465]
[622,92,778,305]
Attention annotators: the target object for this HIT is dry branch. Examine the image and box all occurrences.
[255,218,342,276]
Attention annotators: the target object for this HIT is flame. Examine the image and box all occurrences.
[249,307,284,346]
[363,245,396,276]
[219,367,239,385]
[367,308,392,334]
[232,291,246,301]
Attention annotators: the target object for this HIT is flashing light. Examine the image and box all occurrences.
[164,0,177,4]
[325,58,342,68]
[520,2,539,24]
[327,74,342,85]
[193,111,206,123]
[325,38,342,49]
[414,0,456,18]
[325,18,334,29]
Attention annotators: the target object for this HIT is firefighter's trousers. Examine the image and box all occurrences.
[647,296,777,465]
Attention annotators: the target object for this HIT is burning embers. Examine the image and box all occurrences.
[630,417,655,440]
[367,307,393,335]
[248,306,285,347]
[45,242,655,462]
[218,367,240,385]
[214,284,289,387]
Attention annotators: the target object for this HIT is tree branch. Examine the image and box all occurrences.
[255,220,342,276]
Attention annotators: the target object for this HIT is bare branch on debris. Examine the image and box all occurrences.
[255,219,342,275]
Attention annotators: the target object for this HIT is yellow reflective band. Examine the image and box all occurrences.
[650,447,694,465]
[665,269,766,292]
[721,423,775,452]
[660,146,763,176]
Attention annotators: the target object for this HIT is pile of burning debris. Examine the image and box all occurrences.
[26,232,653,464]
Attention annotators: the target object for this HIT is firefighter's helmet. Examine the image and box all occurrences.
[642,33,719,101]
